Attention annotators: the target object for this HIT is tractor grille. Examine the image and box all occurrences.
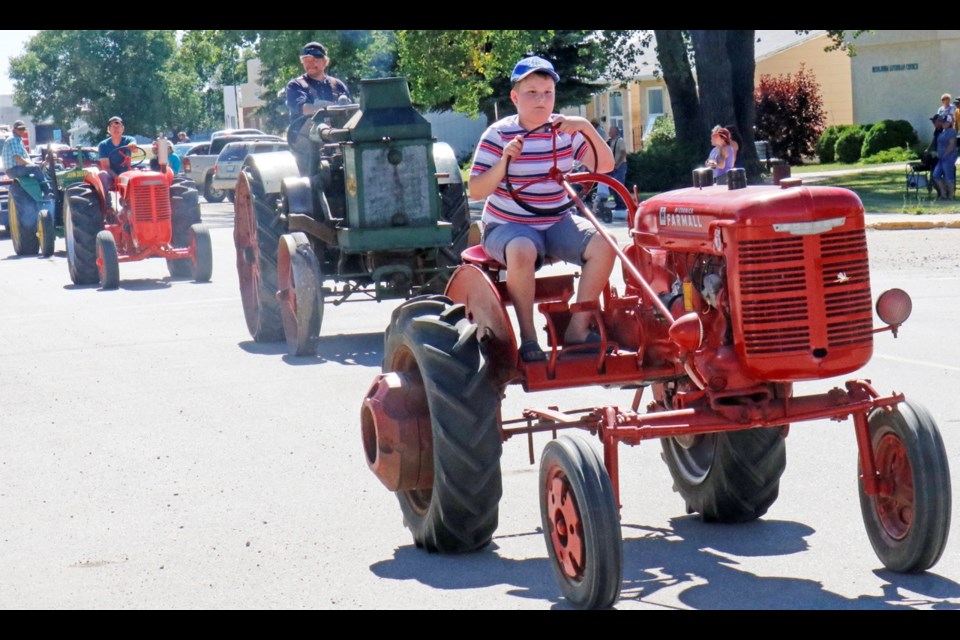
[737,228,872,358]
[129,183,172,224]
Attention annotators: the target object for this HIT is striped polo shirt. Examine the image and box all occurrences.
[471,114,588,229]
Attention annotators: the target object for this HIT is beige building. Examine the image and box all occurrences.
[579,30,854,154]
[847,30,960,143]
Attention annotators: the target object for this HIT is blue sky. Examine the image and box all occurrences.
[0,30,39,94]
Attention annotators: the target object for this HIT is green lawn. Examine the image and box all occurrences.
[788,165,960,214]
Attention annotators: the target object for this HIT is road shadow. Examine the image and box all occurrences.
[238,331,383,367]
[369,515,960,610]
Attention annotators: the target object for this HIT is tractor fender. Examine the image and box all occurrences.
[243,150,301,194]
[432,142,461,186]
[281,176,313,216]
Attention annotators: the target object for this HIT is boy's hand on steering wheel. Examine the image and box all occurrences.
[552,115,590,135]
[503,135,524,161]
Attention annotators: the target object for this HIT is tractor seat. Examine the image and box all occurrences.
[460,244,560,271]
[461,244,504,270]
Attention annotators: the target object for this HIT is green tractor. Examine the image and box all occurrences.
[7,143,92,257]
[233,77,472,356]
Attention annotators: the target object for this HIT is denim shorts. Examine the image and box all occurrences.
[481,214,597,270]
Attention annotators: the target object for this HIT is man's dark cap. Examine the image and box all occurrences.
[108,116,123,125]
[301,42,327,58]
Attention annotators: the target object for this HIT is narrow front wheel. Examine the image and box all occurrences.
[539,435,622,609]
[96,230,119,289]
[858,400,951,573]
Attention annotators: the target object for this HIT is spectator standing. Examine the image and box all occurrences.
[705,125,734,183]
[606,125,628,210]
[938,93,957,122]
[725,123,743,169]
[177,132,190,143]
[590,118,606,139]
[933,114,956,200]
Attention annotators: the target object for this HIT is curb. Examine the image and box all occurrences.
[867,220,960,230]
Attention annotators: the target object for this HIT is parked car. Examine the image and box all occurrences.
[212,139,290,201]
[39,144,99,170]
[210,128,266,142]
[182,134,283,203]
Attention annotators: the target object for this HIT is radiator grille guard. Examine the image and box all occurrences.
[129,181,172,246]
[358,145,433,228]
[731,226,873,380]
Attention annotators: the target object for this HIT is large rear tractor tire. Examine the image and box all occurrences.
[168,176,202,278]
[540,435,622,609]
[234,168,285,342]
[9,182,40,255]
[65,182,103,285]
[383,296,503,553]
[858,400,951,573]
[661,426,786,523]
[277,232,323,356]
[96,230,120,290]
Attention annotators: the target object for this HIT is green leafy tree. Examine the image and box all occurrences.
[9,30,191,142]
[754,65,827,165]
[396,30,641,123]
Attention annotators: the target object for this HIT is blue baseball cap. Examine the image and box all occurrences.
[511,56,560,84]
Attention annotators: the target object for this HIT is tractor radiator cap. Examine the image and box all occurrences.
[726,168,747,190]
[692,167,715,188]
[780,177,802,189]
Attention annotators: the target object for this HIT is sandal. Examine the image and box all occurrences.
[519,339,547,363]
[564,330,613,355]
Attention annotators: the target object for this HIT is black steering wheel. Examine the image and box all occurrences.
[108,145,147,171]
[504,121,599,216]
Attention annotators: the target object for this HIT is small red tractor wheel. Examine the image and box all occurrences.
[277,232,323,356]
[189,223,213,283]
[858,400,951,573]
[234,168,285,342]
[383,295,502,553]
[539,435,622,609]
[96,230,119,290]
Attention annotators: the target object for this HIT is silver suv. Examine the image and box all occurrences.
[212,139,289,199]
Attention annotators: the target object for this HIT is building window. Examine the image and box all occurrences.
[609,91,623,139]
[648,87,664,116]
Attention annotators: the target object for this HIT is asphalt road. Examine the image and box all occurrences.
[1,202,959,610]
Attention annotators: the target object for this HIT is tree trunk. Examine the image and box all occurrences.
[690,30,738,134]
[726,30,761,182]
[654,30,703,149]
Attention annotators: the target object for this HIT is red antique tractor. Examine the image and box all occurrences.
[360,123,951,609]
[64,140,211,289]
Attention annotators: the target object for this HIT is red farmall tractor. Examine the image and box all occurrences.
[360,124,951,609]
[64,140,211,289]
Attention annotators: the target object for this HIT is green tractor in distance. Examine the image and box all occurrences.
[7,143,93,257]
[233,77,472,356]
